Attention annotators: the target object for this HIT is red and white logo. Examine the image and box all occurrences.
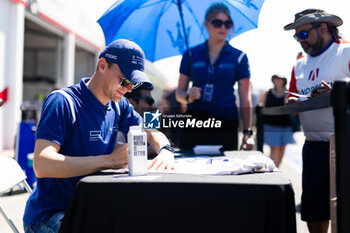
[308,68,319,81]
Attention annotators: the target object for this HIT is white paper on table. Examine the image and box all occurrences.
[173,157,244,175]
[193,145,223,155]
[151,154,278,175]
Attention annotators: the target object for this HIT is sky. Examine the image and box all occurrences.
[151,0,350,90]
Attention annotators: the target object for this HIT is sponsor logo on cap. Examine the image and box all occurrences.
[105,53,118,60]
[132,55,144,65]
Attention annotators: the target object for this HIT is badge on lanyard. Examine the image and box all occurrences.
[203,83,214,102]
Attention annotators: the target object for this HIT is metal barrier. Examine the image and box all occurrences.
[332,81,350,233]
[255,93,331,152]
[255,81,349,233]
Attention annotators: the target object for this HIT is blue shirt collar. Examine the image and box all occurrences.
[310,39,335,57]
[80,77,112,112]
[198,40,230,54]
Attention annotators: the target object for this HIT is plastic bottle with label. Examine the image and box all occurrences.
[128,125,148,176]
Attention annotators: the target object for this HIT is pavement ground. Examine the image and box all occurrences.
[0,132,331,233]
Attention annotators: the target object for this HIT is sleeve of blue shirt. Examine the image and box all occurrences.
[236,53,251,81]
[179,50,190,76]
[35,92,74,147]
[118,98,142,140]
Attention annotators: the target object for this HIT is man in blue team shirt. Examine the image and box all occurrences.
[23,39,175,233]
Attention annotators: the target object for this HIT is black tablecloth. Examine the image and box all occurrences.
[59,152,296,233]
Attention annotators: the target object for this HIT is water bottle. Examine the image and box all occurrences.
[128,125,148,176]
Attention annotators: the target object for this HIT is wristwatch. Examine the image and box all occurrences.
[243,129,253,136]
[159,144,175,154]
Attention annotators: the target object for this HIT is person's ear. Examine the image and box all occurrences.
[319,23,328,33]
[204,20,210,30]
[97,58,108,72]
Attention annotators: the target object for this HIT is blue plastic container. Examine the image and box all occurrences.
[16,120,36,188]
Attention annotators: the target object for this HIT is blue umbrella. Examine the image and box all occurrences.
[98,0,264,62]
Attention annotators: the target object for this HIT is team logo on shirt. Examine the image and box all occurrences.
[143,110,161,129]
[308,68,319,81]
[90,130,101,141]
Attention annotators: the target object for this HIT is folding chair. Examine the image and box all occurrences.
[0,156,32,233]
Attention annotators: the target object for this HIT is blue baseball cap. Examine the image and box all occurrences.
[99,39,153,88]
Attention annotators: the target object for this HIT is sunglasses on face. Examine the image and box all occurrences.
[293,24,320,41]
[132,96,155,105]
[112,65,141,90]
[120,77,141,90]
[211,19,233,29]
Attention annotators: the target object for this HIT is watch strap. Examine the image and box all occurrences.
[243,129,253,136]
[159,144,175,154]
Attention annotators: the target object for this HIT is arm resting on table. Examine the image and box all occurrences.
[33,139,128,178]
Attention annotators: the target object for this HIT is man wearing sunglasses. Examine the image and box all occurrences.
[124,84,156,116]
[284,9,350,233]
[23,39,175,233]
[122,84,160,156]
